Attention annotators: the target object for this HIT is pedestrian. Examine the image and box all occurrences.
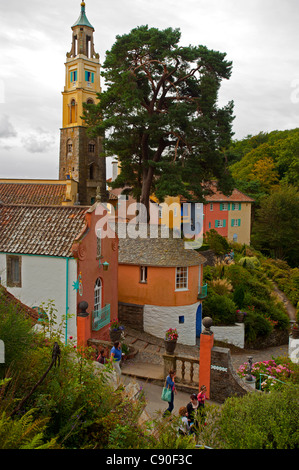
[186,393,200,433]
[197,385,208,423]
[110,341,122,378]
[163,369,177,416]
[97,349,107,364]
[178,406,190,435]
[197,385,208,408]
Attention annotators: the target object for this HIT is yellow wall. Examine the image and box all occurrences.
[62,56,101,128]
[227,202,252,245]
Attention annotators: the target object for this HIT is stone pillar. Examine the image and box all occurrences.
[77,301,91,348]
[199,317,214,399]
[163,353,176,378]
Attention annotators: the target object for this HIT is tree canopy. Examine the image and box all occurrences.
[84,25,235,217]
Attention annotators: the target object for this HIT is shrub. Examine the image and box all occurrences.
[204,229,229,255]
[238,256,261,269]
[244,311,272,343]
[198,383,299,449]
[209,278,233,295]
[203,293,237,325]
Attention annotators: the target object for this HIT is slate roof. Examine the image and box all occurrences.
[0,285,38,323]
[118,224,205,267]
[0,182,67,206]
[0,204,88,257]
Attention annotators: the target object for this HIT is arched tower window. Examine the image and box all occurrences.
[67,139,73,154]
[94,278,102,312]
[69,99,77,124]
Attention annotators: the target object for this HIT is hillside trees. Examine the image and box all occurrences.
[84,25,235,218]
[252,185,299,266]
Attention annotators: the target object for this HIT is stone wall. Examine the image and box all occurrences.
[118,301,144,330]
[210,346,253,403]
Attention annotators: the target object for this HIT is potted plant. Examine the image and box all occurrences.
[291,323,299,339]
[164,328,178,355]
[109,318,125,343]
[236,309,247,323]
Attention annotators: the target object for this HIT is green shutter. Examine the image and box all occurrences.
[239,203,241,210]
[238,219,241,227]
[220,203,223,211]
[231,219,234,227]
[91,72,94,83]
[215,220,218,228]
[223,219,226,227]
[70,71,73,82]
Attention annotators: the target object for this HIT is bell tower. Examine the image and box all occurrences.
[59,1,108,205]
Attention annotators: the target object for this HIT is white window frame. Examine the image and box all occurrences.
[175,266,188,291]
[232,203,240,211]
[140,266,148,283]
[94,278,102,312]
[222,203,228,211]
[232,219,239,227]
[216,219,224,227]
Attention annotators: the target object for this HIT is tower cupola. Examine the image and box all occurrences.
[67,1,98,59]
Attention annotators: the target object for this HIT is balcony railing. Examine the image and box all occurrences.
[197,283,208,299]
[92,304,110,331]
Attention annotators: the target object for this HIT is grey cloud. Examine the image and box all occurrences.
[0,114,17,139]
[21,128,55,153]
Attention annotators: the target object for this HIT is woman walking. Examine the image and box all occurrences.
[163,369,177,416]
[110,341,122,380]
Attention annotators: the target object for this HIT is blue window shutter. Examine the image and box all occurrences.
[85,71,88,81]
[91,72,94,83]
[74,70,77,81]
[223,219,226,228]
[238,219,241,227]
[239,203,241,210]
[70,71,73,82]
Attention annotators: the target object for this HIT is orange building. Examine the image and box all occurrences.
[118,226,206,346]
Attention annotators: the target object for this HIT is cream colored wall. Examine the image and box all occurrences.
[227,202,252,245]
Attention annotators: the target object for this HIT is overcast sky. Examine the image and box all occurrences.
[0,0,298,180]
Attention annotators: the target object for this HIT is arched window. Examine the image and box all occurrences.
[70,99,77,123]
[86,98,94,105]
[94,278,102,312]
[67,139,73,154]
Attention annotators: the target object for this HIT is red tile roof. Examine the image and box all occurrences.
[0,204,88,257]
[181,182,254,203]
[0,285,39,323]
[0,182,67,205]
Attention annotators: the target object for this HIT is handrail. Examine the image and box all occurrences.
[258,373,286,390]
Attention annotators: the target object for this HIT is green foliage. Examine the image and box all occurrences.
[0,289,37,379]
[238,256,260,269]
[84,25,235,212]
[229,128,299,189]
[0,409,58,449]
[204,229,229,255]
[252,185,299,266]
[198,383,299,449]
[203,292,237,325]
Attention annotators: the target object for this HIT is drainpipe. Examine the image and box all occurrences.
[65,257,69,345]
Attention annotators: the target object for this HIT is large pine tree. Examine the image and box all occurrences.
[84,25,235,219]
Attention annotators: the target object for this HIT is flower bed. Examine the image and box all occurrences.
[237,357,298,391]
